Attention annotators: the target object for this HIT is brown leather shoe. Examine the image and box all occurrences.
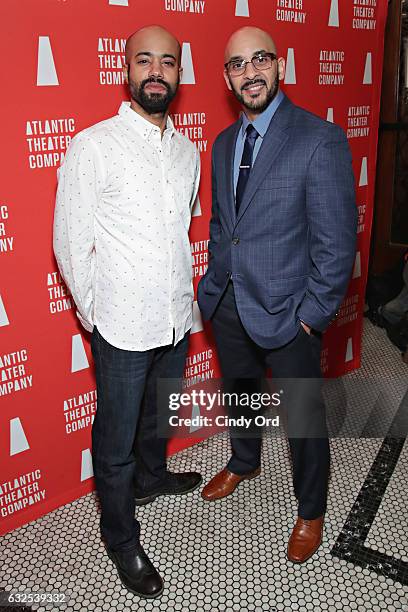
[201,467,261,501]
[287,515,324,563]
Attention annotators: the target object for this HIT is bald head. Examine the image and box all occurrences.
[125,25,181,64]
[224,27,277,63]
[223,27,285,120]
[123,25,182,121]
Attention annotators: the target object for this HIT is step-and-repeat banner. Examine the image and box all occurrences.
[0,0,387,534]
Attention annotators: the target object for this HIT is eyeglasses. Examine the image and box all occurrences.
[225,52,277,77]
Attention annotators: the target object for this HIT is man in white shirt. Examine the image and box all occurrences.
[53,25,201,599]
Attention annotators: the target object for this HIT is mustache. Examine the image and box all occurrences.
[141,77,171,92]
[241,79,266,91]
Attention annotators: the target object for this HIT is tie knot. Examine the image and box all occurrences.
[246,124,259,142]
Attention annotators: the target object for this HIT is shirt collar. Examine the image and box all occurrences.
[240,89,284,138]
[118,101,175,140]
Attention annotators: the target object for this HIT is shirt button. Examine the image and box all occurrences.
[232,237,240,245]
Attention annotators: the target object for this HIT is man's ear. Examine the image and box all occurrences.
[179,66,184,81]
[123,64,130,84]
[223,69,232,91]
[277,57,286,82]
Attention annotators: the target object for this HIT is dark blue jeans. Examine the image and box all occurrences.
[91,327,189,552]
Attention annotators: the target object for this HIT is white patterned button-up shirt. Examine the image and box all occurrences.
[53,101,200,350]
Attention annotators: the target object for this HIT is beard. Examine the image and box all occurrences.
[128,72,179,115]
[230,73,280,114]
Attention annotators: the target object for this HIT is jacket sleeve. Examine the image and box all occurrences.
[207,142,222,268]
[297,126,357,332]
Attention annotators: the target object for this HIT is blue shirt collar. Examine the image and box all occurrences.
[241,89,284,137]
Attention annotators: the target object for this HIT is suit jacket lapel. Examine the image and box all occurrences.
[235,96,294,225]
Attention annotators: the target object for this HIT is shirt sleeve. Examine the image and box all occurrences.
[190,147,201,210]
[53,133,105,332]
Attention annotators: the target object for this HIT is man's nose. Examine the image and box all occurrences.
[243,61,258,80]
[148,58,164,78]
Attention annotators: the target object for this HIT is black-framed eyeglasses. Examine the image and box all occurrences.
[224,52,277,77]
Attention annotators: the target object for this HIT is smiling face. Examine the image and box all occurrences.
[224,27,286,118]
[124,26,182,116]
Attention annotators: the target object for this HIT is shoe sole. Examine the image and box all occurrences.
[201,468,261,501]
[286,538,323,564]
[107,549,164,599]
[135,476,203,506]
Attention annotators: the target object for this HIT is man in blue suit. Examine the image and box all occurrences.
[197,27,357,563]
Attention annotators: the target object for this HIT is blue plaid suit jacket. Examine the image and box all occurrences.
[197,95,357,349]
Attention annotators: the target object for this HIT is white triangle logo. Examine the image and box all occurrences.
[328,0,340,27]
[190,404,202,433]
[109,0,128,4]
[80,448,94,481]
[192,194,202,217]
[359,157,368,187]
[71,334,89,372]
[191,301,203,334]
[37,36,59,86]
[0,294,9,327]
[363,52,372,85]
[10,418,30,456]
[345,337,353,362]
[326,108,334,123]
[180,43,196,85]
[284,48,296,85]
[235,0,249,17]
[352,252,361,279]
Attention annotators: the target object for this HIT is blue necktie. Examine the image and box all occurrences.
[236,124,259,214]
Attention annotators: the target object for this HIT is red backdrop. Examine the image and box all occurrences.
[0,0,387,535]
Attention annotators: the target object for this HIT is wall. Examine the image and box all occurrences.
[0,0,388,535]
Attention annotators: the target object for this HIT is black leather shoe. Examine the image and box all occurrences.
[135,471,202,506]
[106,544,163,598]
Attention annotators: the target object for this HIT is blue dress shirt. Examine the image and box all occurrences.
[233,89,284,194]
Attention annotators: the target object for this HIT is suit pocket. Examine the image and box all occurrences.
[265,276,307,315]
[268,275,307,296]
[258,177,294,190]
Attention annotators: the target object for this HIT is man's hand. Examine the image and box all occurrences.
[300,321,312,335]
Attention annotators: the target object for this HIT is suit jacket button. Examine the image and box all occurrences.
[232,237,239,245]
